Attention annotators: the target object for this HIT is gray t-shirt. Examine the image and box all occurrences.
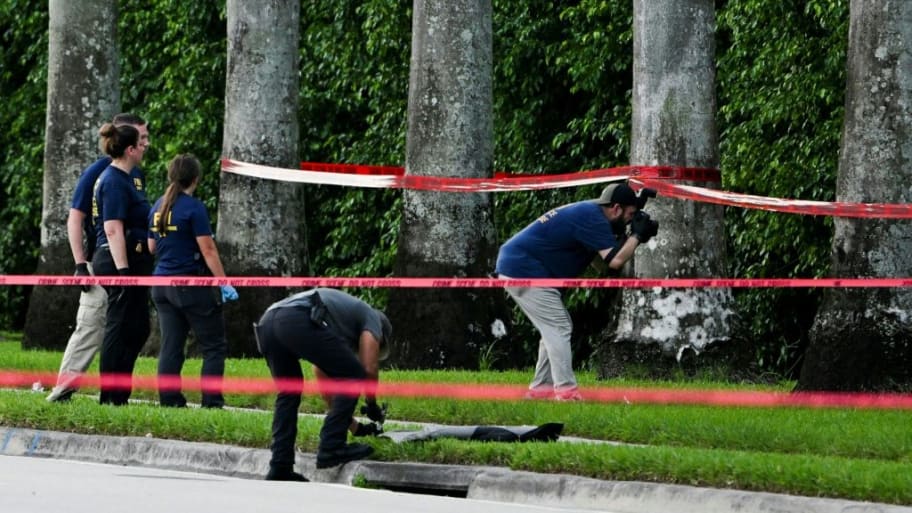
[269,288,384,349]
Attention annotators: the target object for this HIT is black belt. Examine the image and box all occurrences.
[97,241,149,254]
[265,292,331,326]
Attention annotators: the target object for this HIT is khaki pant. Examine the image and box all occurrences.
[46,278,107,401]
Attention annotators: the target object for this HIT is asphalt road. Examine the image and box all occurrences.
[0,455,610,513]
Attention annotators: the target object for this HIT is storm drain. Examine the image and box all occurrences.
[349,461,490,499]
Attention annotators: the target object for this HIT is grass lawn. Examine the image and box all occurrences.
[1,333,910,505]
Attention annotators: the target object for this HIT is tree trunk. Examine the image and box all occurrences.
[600,0,736,376]
[218,0,304,356]
[386,0,512,369]
[23,0,120,350]
[800,0,912,391]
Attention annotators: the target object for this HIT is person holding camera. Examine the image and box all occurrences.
[253,288,391,481]
[495,182,658,401]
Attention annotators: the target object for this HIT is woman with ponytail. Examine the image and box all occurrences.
[147,154,234,408]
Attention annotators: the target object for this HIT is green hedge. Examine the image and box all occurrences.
[0,0,850,376]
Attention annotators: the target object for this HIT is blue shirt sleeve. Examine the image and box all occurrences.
[71,157,112,214]
[101,177,133,222]
[189,199,213,237]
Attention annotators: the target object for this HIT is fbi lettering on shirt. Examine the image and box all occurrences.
[151,211,178,235]
[536,209,558,224]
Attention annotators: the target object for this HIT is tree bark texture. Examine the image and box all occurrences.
[602,0,736,375]
[387,0,513,369]
[23,0,120,349]
[801,0,912,391]
[218,0,304,356]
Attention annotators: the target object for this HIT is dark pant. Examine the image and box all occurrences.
[257,306,366,469]
[152,285,227,408]
[92,246,152,405]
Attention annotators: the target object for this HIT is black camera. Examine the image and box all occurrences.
[635,187,657,210]
[631,210,659,241]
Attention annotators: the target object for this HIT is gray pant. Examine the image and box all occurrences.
[47,275,107,401]
[503,278,577,391]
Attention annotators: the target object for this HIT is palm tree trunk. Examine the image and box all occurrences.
[601,0,736,376]
[801,0,912,391]
[23,0,120,349]
[218,0,304,356]
[386,0,512,369]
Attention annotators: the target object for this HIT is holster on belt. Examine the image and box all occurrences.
[252,322,266,354]
[309,291,330,327]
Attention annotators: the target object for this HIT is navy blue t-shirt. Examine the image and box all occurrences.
[495,201,619,278]
[73,157,145,257]
[148,193,214,276]
[93,165,151,248]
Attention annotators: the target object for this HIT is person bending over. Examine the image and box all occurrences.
[254,288,391,481]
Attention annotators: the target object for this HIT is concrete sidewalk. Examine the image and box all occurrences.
[1,426,907,513]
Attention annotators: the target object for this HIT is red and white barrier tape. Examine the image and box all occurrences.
[300,161,405,175]
[4,371,911,410]
[223,159,720,192]
[634,179,912,219]
[296,161,723,182]
[2,275,912,288]
[223,159,912,218]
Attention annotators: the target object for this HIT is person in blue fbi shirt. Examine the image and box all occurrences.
[148,154,236,408]
[47,113,149,403]
[91,122,152,405]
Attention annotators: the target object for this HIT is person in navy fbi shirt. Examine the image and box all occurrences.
[91,122,152,406]
[147,154,236,408]
[47,113,150,403]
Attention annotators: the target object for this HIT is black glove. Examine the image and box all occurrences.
[353,421,383,437]
[108,268,131,304]
[74,263,91,292]
[360,400,386,424]
[630,211,659,244]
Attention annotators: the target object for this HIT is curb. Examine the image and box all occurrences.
[1,426,909,513]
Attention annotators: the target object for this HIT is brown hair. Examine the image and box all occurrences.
[112,112,147,128]
[98,123,139,158]
[155,154,202,236]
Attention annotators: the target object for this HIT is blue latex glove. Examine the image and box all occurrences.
[220,285,239,302]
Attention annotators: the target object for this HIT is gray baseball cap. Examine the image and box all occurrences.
[593,182,638,207]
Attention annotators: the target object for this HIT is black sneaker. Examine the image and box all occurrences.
[315,443,373,469]
[265,466,309,482]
